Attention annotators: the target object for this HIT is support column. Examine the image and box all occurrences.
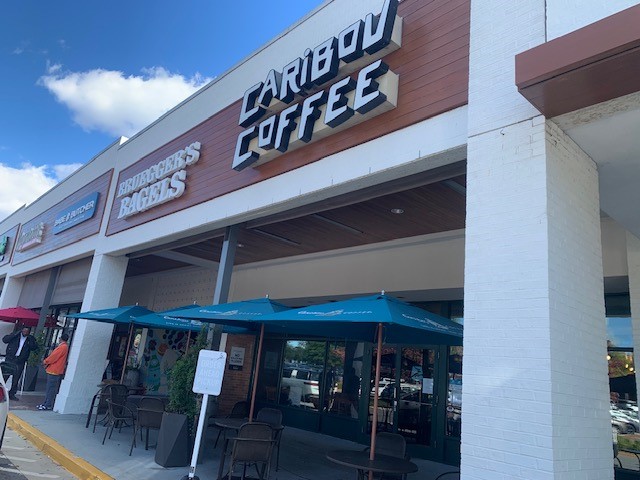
[0,275,25,308]
[56,253,128,414]
[207,225,239,349]
[627,233,640,405]
[463,119,611,479]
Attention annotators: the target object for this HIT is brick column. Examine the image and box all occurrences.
[463,1,612,477]
[56,254,128,414]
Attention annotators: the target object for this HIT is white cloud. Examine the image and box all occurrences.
[39,66,212,137]
[0,162,81,221]
[52,163,82,181]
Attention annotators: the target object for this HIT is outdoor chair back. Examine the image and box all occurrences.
[213,400,250,448]
[102,397,136,449]
[229,400,249,418]
[256,407,284,471]
[130,396,165,455]
[88,383,127,432]
[227,422,275,480]
[366,432,409,480]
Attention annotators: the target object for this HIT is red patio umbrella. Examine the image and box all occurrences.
[0,306,56,327]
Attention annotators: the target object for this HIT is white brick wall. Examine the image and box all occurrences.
[467,0,545,137]
[463,117,611,479]
[546,0,639,40]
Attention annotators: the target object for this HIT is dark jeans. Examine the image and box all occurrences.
[3,360,25,397]
[43,373,62,408]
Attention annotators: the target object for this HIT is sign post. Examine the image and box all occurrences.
[180,350,226,480]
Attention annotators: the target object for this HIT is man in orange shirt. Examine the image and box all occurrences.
[37,333,69,411]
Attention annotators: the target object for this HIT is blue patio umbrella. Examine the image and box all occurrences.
[66,305,155,324]
[166,297,292,420]
[163,297,291,325]
[259,293,463,345]
[67,305,156,383]
[258,292,462,474]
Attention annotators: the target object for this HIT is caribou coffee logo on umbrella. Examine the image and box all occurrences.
[233,0,402,171]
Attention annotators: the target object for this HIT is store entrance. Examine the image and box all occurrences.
[369,344,462,464]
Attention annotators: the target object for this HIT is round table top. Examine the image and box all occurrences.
[326,449,418,474]
[212,417,284,431]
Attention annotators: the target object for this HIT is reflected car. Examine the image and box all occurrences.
[281,366,320,408]
[0,364,9,449]
[611,409,638,434]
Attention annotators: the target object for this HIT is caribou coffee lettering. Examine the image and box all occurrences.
[117,142,201,219]
[233,0,401,171]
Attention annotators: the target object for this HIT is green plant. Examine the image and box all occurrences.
[167,328,208,426]
[27,331,46,367]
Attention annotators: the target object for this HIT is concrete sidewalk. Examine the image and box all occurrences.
[9,408,460,480]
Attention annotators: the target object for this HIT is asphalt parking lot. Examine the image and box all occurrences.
[0,426,75,480]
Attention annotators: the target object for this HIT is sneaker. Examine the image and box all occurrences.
[38,405,51,411]
[9,395,18,401]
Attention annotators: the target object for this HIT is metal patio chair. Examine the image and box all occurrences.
[88,383,129,433]
[129,396,165,455]
[256,407,284,471]
[363,432,410,480]
[102,397,136,446]
[226,422,276,480]
[213,400,249,448]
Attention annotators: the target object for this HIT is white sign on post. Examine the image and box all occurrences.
[192,350,227,395]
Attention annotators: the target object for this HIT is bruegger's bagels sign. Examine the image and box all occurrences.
[233,0,402,171]
[117,141,201,219]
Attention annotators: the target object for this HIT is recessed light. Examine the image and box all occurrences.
[237,243,245,248]
[391,208,404,214]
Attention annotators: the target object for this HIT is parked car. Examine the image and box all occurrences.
[0,363,9,449]
[611,408,638,434]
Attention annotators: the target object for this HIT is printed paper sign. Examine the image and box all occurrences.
[193,350,227,395]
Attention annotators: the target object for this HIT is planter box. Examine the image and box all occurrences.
[23,365,39,392]
[155,412,191,467]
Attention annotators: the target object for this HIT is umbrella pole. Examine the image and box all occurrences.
[119,323,134,384]
[185,330,192,355]
[248,323,265,422]
[369,323,384,480]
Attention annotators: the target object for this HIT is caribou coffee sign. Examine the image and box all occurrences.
[117,141,201,219]
[233,0,402,171]
[17,223,45,252]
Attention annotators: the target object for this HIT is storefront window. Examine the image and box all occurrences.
[280,340,324,410]
[323,341,364,418]
[369,347,397,432]
[446,346,462,437]
[257,338,283,403]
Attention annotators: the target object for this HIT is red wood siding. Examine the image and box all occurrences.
[12,171,113,266]
[107,0,470,236]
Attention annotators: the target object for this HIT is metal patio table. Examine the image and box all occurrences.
[326,449,418,480]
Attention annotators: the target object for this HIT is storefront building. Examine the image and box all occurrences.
[0,0,639,477]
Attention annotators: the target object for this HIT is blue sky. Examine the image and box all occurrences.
[0,0,324,220]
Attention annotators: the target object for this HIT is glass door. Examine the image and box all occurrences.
[367,345,443,460]
[397,347,436,448]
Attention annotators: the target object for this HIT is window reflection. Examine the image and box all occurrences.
[280,340,324,410]
[323,341,363,418]
[446,346,462,438]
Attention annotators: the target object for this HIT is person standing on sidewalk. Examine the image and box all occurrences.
[2,327,38,401]
[37,333,69,411]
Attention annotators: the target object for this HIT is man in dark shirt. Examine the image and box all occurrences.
[2,327,38,400]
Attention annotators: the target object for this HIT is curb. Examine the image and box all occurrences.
[7,413,114,480]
